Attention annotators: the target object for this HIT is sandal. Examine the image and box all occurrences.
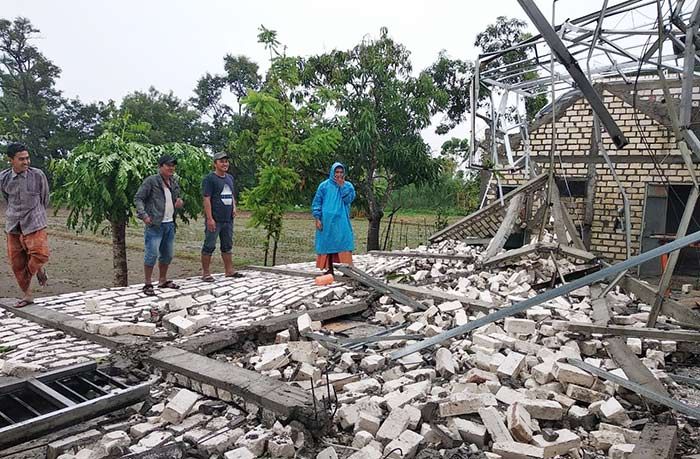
[142,284,156,296]
[36,270,48,287]
[15,299,34,308]
[201,275,215,282]
[225,272,244,278]
[158,280,180,289]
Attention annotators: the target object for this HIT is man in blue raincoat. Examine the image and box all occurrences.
[312,162,356,275]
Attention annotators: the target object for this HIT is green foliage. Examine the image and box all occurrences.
[50,117,211,231]
[389,158,480,215]
[240,26,341,265]
[426,52,474,134]
[120,87,206,145]
[0,17,109,167]
[302,27,446,249]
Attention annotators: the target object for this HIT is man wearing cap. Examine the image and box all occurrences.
[200,152,240,281]
[134,155,184,296]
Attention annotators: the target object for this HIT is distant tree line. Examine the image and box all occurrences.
[0,16,545,281]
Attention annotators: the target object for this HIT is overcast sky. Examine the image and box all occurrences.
[4,0,607,151]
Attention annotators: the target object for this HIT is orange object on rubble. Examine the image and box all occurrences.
[314,274,334,286]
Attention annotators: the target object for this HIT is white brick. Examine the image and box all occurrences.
[375,408,411,442]
[170,295,194,311]
[439,392,497,417]
[360,355,386,373]
[435,348,456,377]
[383,430,423,458]
[497,352,526,379]
[347,445,382,459]
[492,441,545,459]
[225,447,256,459]
[448,417,486,448]
[507,403,537,442]
[315,447,338,459]
[518,399,563,420]
[608,443,635,459]
[166,316,197,335]
[553,361,595,387]
[532,429,580,458]
[504,318,536,335]
[297,313,312,334]
[160,389,200,424]
[355,412,381,435]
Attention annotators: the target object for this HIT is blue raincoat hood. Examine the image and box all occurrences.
[329,162,345,180]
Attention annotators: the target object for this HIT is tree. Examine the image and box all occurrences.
[120,87,205,145]
[50,115,210,286]
[223,55,261,114]
[474,16,547,121]
[0,17,62,166]
[241,26,341,266]
[0,17,108,166]
[426,52,474,134]
[191,55,262,193]
[303,28,445,250]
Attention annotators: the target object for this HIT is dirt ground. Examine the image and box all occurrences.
[0,230,230,299]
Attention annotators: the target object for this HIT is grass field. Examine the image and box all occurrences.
[0,205,461,297]
[47,210,451,266]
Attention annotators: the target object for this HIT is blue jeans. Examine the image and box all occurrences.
[144,222,175,266]
[202,221,233,255]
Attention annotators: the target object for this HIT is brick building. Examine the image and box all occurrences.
[490,78,700,276]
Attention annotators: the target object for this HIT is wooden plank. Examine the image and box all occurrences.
[556,244,597,262]
[605,337,669,397]
[560,202,586,250]
[483,243,540,267]
[429,172,548,243]
[548,177,571,247]
[567,323,700,342]
[0,383,149,450]
[337,265,427,311]
[630,423,678,459]
[150,346,325,428]
[256,300,369,334]
[484,194,524,260]
[387,283,493,314]
[617,275,700,327]
[525,202,547,232]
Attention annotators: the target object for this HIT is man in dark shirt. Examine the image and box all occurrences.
[0,143,50,307]
[200,152,240,281]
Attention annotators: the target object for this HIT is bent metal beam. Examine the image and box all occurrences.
[517,0,628,149]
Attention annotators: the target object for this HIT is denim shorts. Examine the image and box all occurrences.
[202,221,233,255]
[144,222,175,266]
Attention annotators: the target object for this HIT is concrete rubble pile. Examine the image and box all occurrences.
[6,238,700,459]
[48,385,306,459]
[230,241,697,459]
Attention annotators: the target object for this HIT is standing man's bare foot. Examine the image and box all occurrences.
[37,269,48,287]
